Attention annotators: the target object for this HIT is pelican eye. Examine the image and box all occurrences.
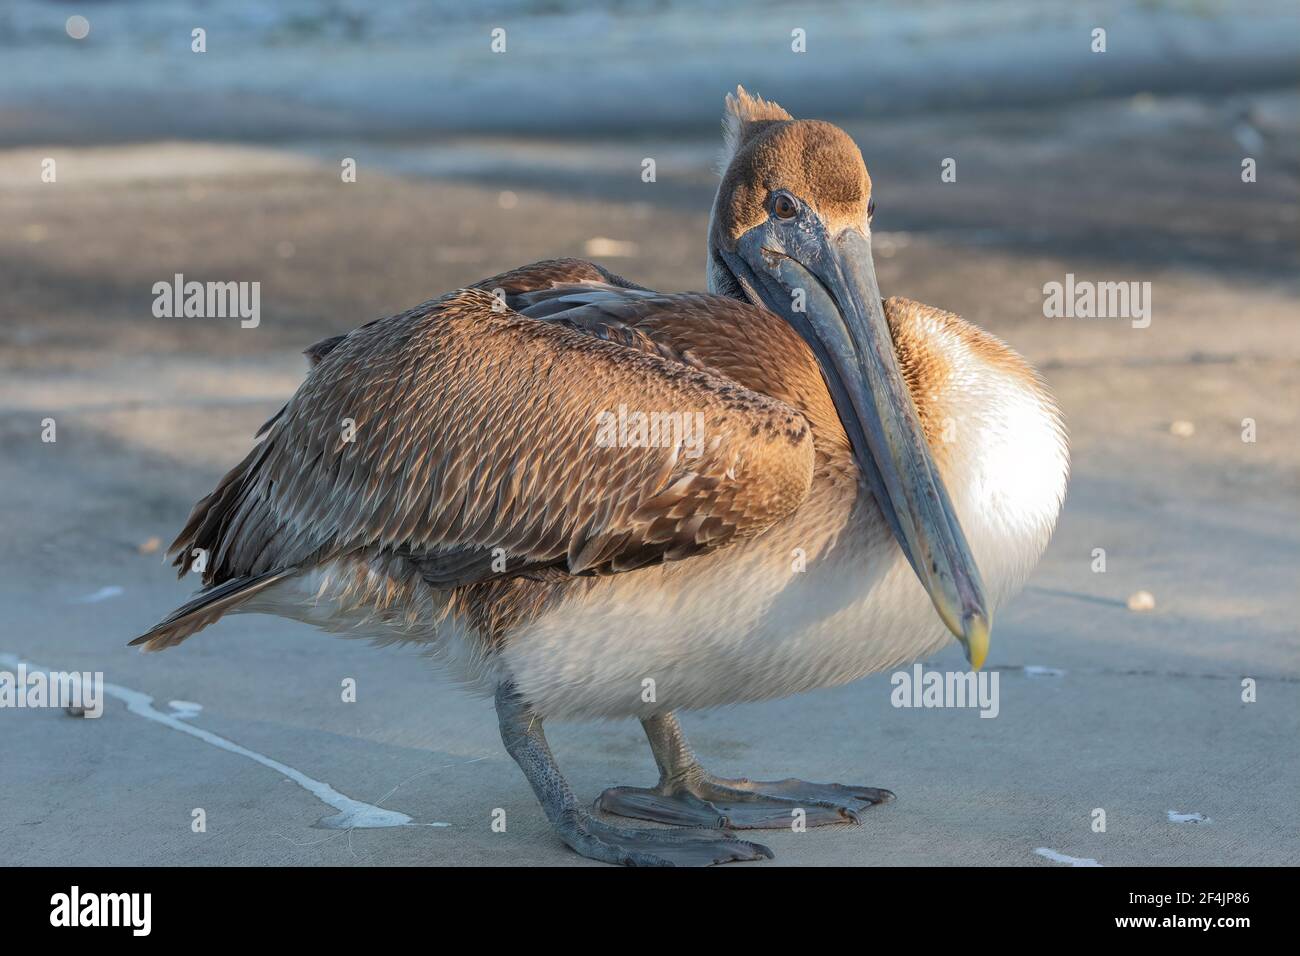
[771,192,799,221]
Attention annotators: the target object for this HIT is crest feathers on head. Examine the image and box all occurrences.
[720,86,793,169]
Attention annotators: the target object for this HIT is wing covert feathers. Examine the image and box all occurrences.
[167,278,815,600]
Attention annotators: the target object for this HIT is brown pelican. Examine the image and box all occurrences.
[133,88,1068,865]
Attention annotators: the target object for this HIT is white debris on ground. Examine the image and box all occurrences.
[1127,591,1156,612]
[1034,848,1103,867]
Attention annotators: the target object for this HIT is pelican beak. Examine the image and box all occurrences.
[725,223,991,669]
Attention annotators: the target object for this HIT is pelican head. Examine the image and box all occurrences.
[707,88,991,669]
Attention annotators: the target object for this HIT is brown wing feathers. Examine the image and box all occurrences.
[135,262,816,648]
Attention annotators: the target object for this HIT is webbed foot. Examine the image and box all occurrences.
[598,775,893,829]
[558,811,773,866]
[598,711,893,830]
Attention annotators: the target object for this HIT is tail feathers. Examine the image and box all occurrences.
[130,569,294,652]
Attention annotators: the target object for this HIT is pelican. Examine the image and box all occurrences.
[133,88,1068,866]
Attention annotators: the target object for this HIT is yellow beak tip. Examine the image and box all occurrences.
[962,616,991,671]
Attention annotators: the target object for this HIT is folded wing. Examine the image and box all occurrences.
[169,277,815,600]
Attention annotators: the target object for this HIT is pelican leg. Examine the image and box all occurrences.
[596,712,895,830]
[494,684,773,866]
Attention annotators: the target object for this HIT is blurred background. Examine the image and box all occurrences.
[1,0,1297,865]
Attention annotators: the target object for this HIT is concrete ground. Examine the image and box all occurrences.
[1,79,1297,864]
